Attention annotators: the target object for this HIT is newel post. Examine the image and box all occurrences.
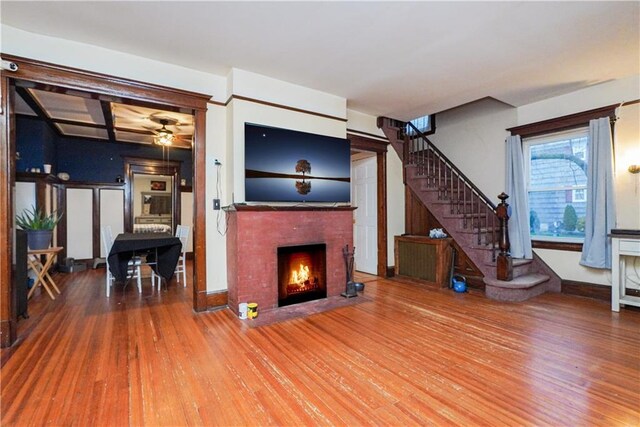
[496,192,513,281]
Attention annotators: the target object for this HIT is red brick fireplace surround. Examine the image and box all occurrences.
[226,205,355,316]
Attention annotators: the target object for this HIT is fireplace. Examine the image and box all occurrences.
[278,244,327,307]
[226,205,354,315]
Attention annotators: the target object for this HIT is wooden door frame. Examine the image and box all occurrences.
[123,157,182,232]
[348,132,389,277]
[0,55,211,347]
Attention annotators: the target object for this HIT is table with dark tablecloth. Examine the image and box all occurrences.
[108,233,182,283]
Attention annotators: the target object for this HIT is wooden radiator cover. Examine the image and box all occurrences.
[394,235,453,287]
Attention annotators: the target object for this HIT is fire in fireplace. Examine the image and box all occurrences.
[278,244,327,307]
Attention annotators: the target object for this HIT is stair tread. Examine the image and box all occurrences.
[485,273,549,289]
[485,258,533,267]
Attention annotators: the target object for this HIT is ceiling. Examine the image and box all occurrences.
[1,2,639,121]
[14,84,194,148]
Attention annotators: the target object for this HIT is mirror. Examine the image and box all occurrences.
[141,192,172,215]
[133,173,174,229]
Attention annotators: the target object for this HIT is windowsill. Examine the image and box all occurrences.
[532,240,583,252]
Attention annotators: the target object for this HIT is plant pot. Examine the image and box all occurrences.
[27,230,53,250]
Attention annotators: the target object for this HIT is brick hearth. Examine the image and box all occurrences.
[226,205,355,315]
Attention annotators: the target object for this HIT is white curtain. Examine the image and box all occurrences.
[580,117,616,269]
[506,135,533,259]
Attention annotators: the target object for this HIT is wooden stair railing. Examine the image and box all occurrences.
[383,117,513,280]
[379,116,563,301]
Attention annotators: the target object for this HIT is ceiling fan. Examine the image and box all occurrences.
[154,118,174,146]
[148,116,193,147]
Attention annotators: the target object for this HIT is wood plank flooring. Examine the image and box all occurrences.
[1,265,639,426]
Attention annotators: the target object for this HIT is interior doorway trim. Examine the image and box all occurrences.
[348,132,389,277]
[0,54,211,347]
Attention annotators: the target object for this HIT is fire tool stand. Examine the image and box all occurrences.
[341,245,358,298]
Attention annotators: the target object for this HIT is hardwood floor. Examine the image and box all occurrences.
[1,265,639,426]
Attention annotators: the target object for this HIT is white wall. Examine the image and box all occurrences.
[429,98,517,202]
[346,109,383,136]
[386,151,405,265]
[206,104,228,292]
[615,103,640,229]
[1,25,226,102]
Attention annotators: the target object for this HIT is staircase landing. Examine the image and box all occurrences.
[484,273,551,302]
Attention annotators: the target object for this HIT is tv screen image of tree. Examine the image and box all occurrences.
[245,123,351,202]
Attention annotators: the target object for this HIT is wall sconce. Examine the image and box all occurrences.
[629,165,640,174]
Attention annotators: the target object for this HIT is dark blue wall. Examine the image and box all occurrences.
[16,116,193,184]
[16,117,56,172]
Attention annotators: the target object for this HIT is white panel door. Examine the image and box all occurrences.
[99,189,124,257]
[352,156,377,274]
[66,188,94,260]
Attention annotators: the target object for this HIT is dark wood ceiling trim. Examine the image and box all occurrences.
[51,118,107,130]
[14,86,63,138]
[3,54,211,111]
[346,128,388,142]
[507,104,619,138]
[348,132,388,153]
[227,94,348,123]
[114,126,155,135]
[100,101,116,142]
[19,80,198,115]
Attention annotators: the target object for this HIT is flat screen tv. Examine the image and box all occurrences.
[245,123,351,203]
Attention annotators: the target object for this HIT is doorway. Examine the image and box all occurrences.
[0,55,210,347]
[348,132,389,277]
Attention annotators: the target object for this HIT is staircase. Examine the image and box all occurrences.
[378,117,560,302]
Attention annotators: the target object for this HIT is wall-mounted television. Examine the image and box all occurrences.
[244,123,351,203]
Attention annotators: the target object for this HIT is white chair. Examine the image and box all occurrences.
[174,225,190,287]
[101,225,142,297]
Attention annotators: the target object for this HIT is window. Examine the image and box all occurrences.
[408,114,436,135]
[572,188,586,203]
[524,127,588,243]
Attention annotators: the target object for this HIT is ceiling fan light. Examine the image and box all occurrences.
[155,124,174,146]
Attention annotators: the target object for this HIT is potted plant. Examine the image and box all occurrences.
[16,206,63,250]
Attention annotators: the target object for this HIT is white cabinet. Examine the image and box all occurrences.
[611,233,640,311]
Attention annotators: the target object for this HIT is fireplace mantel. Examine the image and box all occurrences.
[224,204,356,212]
[226,206,354,316]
